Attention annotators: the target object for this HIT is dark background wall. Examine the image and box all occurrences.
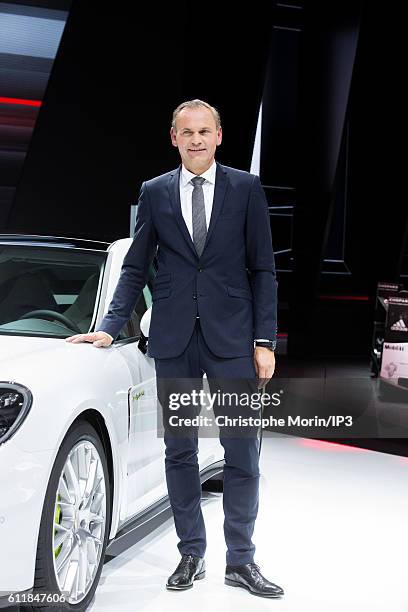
[2,0,406,357]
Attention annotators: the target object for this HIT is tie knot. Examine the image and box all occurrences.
[191,176,205,187]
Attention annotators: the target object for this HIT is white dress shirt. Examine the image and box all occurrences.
[179,160,216,239]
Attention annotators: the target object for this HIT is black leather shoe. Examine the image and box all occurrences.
[166,554,206,590]
[225,563,284,598]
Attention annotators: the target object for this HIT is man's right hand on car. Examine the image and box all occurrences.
[65,331,113,348]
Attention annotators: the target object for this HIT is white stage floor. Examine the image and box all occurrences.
[89,434,408,612]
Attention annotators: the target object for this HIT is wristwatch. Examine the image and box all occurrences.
[254,340,276,351]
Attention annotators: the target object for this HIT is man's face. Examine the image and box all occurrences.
[170,106,222,174]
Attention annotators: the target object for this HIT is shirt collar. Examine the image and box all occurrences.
[181,160,217,187]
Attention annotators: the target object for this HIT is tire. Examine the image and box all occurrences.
[21,420,111,611]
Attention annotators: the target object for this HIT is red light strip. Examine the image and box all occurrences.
[298,439,370,452]
[318,295,369,301]
[0,96,42,107]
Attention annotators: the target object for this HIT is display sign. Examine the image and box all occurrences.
[380,297,408,381]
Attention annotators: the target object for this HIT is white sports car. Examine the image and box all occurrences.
[0,234,224,611]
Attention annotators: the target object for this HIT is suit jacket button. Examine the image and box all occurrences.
[192,294,197,299]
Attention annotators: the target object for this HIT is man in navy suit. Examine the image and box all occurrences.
[66,100,284,598]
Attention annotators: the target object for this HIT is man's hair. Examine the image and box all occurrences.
[171,99,221,131]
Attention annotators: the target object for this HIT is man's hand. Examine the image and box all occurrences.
[65,331,113,348]
[254,346,275,389]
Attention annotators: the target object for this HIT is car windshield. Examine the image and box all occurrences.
[0,244,106,338]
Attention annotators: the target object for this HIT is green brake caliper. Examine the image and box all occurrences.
[54,494,62,558]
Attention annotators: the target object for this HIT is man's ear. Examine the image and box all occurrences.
[170,127,178,147]
[217,127,223,146]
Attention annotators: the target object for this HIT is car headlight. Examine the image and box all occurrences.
[0,382,33,444]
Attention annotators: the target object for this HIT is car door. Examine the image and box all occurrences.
[107,281,166,518]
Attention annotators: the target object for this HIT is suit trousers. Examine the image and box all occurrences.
[154,318,261,566]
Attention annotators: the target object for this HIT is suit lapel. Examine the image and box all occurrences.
[167,162,229,258]
[168,165,197,258]
[204,162,228,250]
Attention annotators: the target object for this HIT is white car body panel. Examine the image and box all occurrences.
[96,237,133,326]
[0,440,55,592]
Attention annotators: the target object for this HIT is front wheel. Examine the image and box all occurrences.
[22,421,111,611]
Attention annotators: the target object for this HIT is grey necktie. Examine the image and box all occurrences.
[191,176,207,257]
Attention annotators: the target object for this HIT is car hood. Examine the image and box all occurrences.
[0,334,121,392]
[0,335,66,367]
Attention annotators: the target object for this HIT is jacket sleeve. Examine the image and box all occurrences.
[97,181,157,340]
[245,174,278,341]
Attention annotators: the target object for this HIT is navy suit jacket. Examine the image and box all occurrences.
[98,162,278,359]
